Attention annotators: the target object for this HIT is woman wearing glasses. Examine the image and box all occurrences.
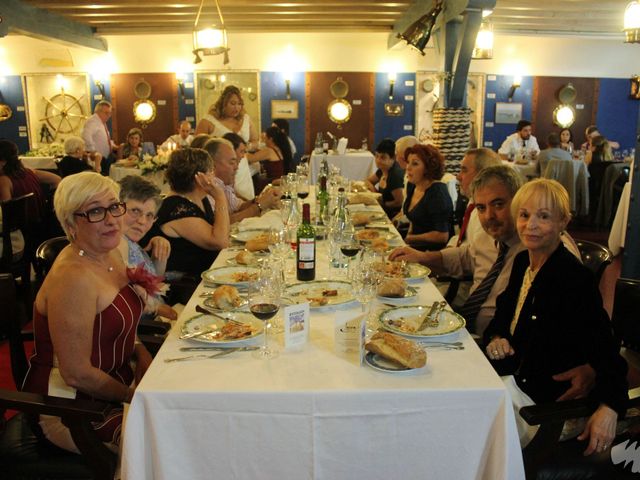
[22,171,152,453]
[117,175,177,320]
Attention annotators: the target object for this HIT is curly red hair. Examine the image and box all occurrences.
[404,144,445,181]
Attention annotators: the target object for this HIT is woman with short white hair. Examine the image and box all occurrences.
[58,136,98,177]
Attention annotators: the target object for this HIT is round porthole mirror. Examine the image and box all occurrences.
[328,99,352,125]
[553,105,575,128]
[558,83,577,104]
[134,79,152,99]
[330,77,349,99]
[133,100,156,127]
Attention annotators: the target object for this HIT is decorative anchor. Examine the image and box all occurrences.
[39,123,54,144]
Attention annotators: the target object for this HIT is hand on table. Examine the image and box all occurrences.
[145,236,171,263]
[389,246,424,263]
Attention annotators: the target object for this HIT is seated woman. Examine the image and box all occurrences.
[402,144,452,249]
[559,128,574,154]
[365,138,404,219]
[148,148,230,303]
[117,127,154,162]
[246,126,292,184]
[484,178,628,455]
[117,175,177,319]
[58,136,99,177]
[22,171,153,453]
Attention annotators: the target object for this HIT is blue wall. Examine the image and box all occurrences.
[0,75,29,153]
[596,78,640,152]
[482,75,535,150]
[260,71,306,161]
[176,72,196,128]
[373,72,416,148]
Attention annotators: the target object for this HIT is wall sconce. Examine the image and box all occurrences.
[283,72,292,99]
[472,21,493,60]
[397,0,443,55]
[192,0,230,64]
[624,1,640,43]
[176,72,187,99]
[388,72,397,100]
[94,79,106,98]
[507,76,522,101]
[630,75,640,99]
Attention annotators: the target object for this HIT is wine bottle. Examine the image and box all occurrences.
[296,203,316,281]
[316,175,329,225]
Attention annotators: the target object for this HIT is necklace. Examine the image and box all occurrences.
[78,248,114,272]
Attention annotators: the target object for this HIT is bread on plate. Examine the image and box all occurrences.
[365,332,426,369]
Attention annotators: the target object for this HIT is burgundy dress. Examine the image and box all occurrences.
[23,284,143,446]
[10,168,46,219]
[263,147,284,181]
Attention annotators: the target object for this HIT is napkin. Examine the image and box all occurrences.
[337,137,348,155]
[237,209,283,231]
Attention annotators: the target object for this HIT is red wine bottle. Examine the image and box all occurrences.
[296,203,316,281]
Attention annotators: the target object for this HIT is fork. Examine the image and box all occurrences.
[164,348,239,363]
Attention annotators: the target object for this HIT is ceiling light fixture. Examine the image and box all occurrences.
[472,21,493,59]
[625,1,640,43]
[398,0,444,56]
[192,0,230,64]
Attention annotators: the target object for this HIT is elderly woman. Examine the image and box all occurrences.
[117,127,154,161]
[484,178,627,455]
[117,175,177,319]
[195,85,258,146]
[22,172,152,453]
[402,144,453,248]
[246,126,292,183]
[365,138,404,218]
[58,136,99,177]
[148,148,230,302]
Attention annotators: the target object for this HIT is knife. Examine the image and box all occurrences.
[179,346,260,352]
[164,348,239,363]
[417,301,439,331]
[179,328,218,340]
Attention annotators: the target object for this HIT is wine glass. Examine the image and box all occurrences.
[339,231,362,279]
[249,273,280,359]
[297,174,310,201]
[351,260,379,314]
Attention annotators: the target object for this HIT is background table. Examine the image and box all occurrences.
[109,165,169,194]
[310,150,376,183]
[122,215,524,480]
[19,156,57,170]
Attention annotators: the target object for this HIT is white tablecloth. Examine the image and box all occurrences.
[19,156,57,170]
[310,151,376,184]
[109,166,169,194]
[609,182,631,256]
[122,233,524,479]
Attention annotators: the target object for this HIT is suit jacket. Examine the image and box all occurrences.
[484,243,628,415]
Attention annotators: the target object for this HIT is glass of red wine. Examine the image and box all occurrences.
[297,174,310,201]
[249,276,280,359]
[339,231,361,280]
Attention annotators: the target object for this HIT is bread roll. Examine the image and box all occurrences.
[245,235,269,252]
[377,278,406,297]
[349,193,378,205]
[235,250,255,265]
[365,332,426,369]
[371,238,389,253]
[352,212,370,226]
[212,285,242,310]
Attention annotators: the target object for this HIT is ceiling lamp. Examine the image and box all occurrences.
[625,1,640,43]
[472,21,493,59]
[398,0,444,55]
[192,0,230,64]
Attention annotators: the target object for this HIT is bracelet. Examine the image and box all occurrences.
[253,198,263,214]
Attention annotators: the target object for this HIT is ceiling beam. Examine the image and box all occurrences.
[0,0,107,51]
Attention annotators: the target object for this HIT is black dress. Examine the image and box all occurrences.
[57,155,92,177]
[402,182,452,235]
[375,161,404,218]
[484,244,628,415]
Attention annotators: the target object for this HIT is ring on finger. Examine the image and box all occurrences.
[492,350,499,356]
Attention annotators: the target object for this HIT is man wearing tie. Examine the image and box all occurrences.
[82,100,117,175]
[498,120,540,162]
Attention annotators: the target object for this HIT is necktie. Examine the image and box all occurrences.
[458,241,509,332]
[456,202,475,247]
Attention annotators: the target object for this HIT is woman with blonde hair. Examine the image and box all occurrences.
[484,178,627,455]
[194,85,258,146]
[23,171,152,453]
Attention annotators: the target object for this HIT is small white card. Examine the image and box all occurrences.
[284,303,309,351]
[335,311,366,365]
[157,99,167,106]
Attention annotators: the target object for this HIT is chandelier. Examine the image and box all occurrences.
[192,0,230,64]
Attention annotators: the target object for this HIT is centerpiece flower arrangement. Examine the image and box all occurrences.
[138,151,170,175]
[24,143,65,157]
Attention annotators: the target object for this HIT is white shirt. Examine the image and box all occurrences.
[498,132,540,160]
[234,157,255,201]
[161,134,193,149]
[82,113,112,158]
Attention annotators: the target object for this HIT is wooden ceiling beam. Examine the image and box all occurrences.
[1,0,107,51]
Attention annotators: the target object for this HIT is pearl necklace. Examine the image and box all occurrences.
[78,249,114,272]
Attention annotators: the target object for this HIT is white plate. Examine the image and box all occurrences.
[355,229,396,243]
[231,229,270,243]
[364,352,424,373]
[225,256,264,267]
[385,263,431,283]
[379,305,465,339]
[283,280,355,309]
[376,285,418,301]
[203,296,249,312]
[181,312,263,345]
[201,266,260,286]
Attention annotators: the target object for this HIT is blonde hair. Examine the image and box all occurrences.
[54,172,120,241]
[510,178,571,223]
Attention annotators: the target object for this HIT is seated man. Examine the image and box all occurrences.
[498,120,540,162]
[537,132,571,176]
[203,138,280,223]
[223,132,255,201]
[161,120,194,150]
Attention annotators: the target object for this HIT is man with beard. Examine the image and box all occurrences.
[498,119,540,161]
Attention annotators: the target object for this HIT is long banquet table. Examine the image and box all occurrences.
[122,205,524,480]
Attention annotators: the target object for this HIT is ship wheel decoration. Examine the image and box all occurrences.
[39,89,87,140]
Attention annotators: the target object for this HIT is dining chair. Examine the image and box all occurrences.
[575,240,613,285]
[0,273,118,480]
[34,235,69,280]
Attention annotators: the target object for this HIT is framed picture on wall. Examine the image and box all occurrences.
[271,99,299,119]
[495,102,523,124]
